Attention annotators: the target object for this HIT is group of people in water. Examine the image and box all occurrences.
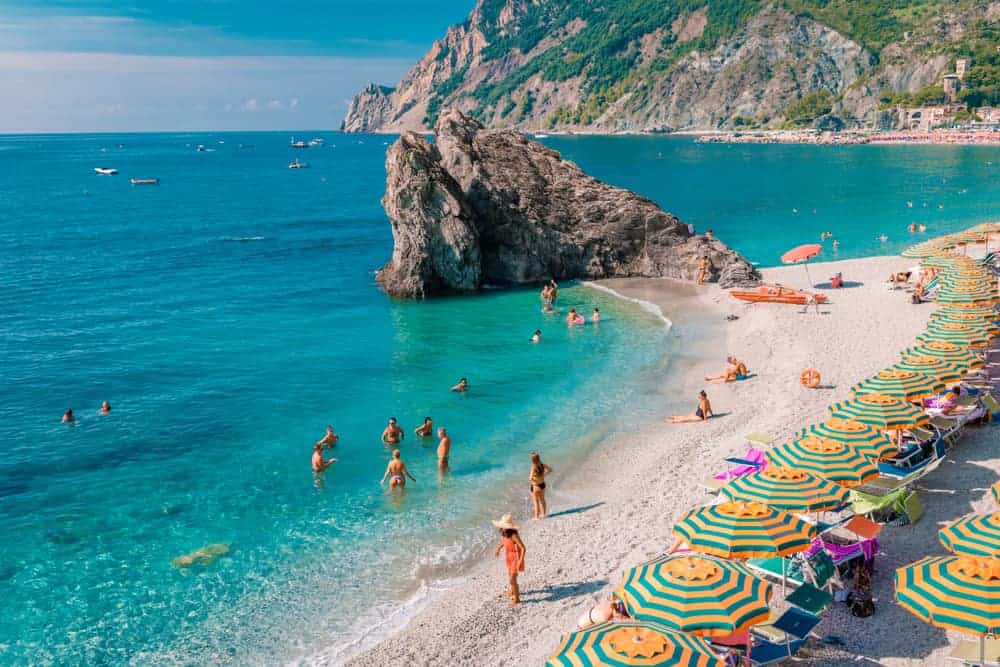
[61,401,112,423]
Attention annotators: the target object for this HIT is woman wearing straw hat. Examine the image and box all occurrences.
[493,514,526,606]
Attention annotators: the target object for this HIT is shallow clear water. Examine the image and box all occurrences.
[0,132,997,664]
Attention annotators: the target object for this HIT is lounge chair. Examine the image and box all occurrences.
[784,582,834,616]
[981,393,1000,420]
[947,637,1000,665]
[712,448,766,481]
[748,639,806,666]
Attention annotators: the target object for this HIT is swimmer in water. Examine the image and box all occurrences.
[99,401,111,415]
[908,223,917,233]
[381,449,416,488]
[919,224,927,233]
[567,308,581,325]
[548,279,559,304]
[316,425,339,448]
[436,427,451,470]
[381,417,404,445]
[415,416,433,438]
[62,408,75,423]
[531,329,541,343]
[451,378,469,393]
[832,239,840,249]
[592,308,600,323]
[879,234,888,243]
[312,443,337,473]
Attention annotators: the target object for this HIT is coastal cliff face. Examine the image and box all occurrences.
[342,0,997,133]
[376,110,757,297]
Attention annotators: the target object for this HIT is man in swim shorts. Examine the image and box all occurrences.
[316,425,339,448]
[381,418,404,445]
[312,443,337,473]
[436,427,451,470]
[381,449,416,488]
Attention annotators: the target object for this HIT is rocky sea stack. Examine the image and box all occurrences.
[376,110,757,298]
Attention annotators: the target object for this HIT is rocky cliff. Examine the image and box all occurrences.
[343,0,999,134]
[376,110,757,298]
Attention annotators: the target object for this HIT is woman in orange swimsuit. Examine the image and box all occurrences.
[493,514,526,606]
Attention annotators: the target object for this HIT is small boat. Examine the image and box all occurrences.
[533,133,550,139]
[196,145,207,152]
[288,159,308,169]
[308,138,324,146]
[130,177,159,185]
[290,138,308,148]
[94,167,118,175]
[730,284,828,305]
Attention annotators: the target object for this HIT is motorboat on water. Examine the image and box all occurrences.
[288,159,308,169]
[308,138,324,146]
[533,133,550,139]
[94,167,118,175]
[130,177,159,185]
[730,284,828,305]
[290,137,308,148]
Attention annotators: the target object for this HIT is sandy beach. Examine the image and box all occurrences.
[342,255,1000,667]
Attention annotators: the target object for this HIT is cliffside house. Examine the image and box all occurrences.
[943,74,961,103]
[897,104,968,132]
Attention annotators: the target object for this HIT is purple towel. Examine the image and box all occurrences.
[713,448,766,480]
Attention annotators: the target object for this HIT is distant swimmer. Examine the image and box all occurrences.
[879,234,888,243]
[668,390,713,423]
[696,255,709,285]
[415,417,433,438]
[591,308,600,323]
[792,208,798,214]
[381,417,404,445]
[381,449,416,488]
[832,239,840,249]
[908,223,917,233]
[99,401,111,415]
[436,427,451,470]
[907,201,914,208]
[567,308,584,325]
[531,329,541,343]
[451,378,469,393]
[919,224,927,233]
[312,443,337,473]
[62,408,75,423]
[938,204,944,210]
[316,425,339,448]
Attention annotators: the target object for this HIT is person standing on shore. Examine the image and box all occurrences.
[696,256,709,285]
[436,427,451,470]
[381,418,404,445]
[493,514,526,606]
[381,449,416,489]
[529,452,554,519]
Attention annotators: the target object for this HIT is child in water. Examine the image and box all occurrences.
[591,308,600,323]
[530,329,541,343]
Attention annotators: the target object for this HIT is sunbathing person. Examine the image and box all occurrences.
[705,356,748,382]
[668,390,713,423]
[577,595,630,630]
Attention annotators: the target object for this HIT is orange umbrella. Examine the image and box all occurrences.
[781,244,823,289]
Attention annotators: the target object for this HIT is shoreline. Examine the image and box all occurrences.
[340,255,1000,666]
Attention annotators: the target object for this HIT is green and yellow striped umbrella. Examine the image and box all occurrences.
[994,481,1000,505]
[916,324,994,348]
[904,243,953,259]
[935,292,998,306]
[765,437,878,487]
[721,466,849,512]
[894,356,964,384]
[547,621,725,667]
[930,312,997,328]
[903,342,983,369]
[922,254,975,267]
[933,306,998,321]
[895,556,1000,636]
[672,501,815,559]
[615,555,772,637]
[939,513,1000,558]
[828,394,931,430]
[851,369,945,402]
[796,418,895,459]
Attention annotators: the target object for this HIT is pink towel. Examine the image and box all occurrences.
[713,448,766,480]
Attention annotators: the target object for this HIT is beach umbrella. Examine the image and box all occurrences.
[720,466,850,512]
[933,305,998,318]
[851,369,945,402]
[904,342,983,369]
[828,394,930,430]
[904,242,952,259]
[546,620,725,667]
[615,555,772,638]
[930,311,997,327]
[916,325,994,348]
[672,501,815,559]
[894,356,964,385]
[935,292,997,306]
[780,243,822,289]
[796,418,895,460]
[895,556,1000,665]
[994,482,1000,505]
[764,437,878,487]
[939,513,1000,558]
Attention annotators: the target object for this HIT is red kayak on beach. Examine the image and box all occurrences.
[730,284,828,305]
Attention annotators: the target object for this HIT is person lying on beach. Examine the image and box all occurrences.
[493,514,526,606]
[888,271,911,284]
[381,449,416,488]
[436,427,451,470]
[924,387,966,416]
[668,390,713,423]
[415,417,433,438]
[99,401,111,415]
[62,408,74,423]
[381,418,404,445]
[451,378,469,393]
[531,329,541,343]
[577,595,630,630]
[705,356,748,383]
[312,443,337,473]
[316,425,339,448]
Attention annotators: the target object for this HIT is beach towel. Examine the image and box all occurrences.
[713,448,765,480]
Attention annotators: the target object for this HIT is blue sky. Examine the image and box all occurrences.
[0,1,472,132]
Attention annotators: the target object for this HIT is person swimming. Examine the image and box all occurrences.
[436,427,451,470]
[99,401,111,415]
[908,223,917,233]
[451,378,469,393]
[312,443,337,473]
[415,417,433,438]
[566,308,583,325]
[62,408,74,423]
[591,308,600,323]
[381,449,416,488]
[919,224,927,233]
[531,329,541,343]
[667,390,713,423]
[381,417,404,445]
[832,239,840,249]
[316,425,339,448]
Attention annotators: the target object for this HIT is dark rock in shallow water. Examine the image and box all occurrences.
[377,110,758,298]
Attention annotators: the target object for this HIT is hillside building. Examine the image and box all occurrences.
[943,74,961,102]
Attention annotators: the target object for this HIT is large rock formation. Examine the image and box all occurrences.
[376,110,757,298]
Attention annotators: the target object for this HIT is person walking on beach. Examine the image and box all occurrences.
[529,452,554,519]
[381,449,416,489]
[415,417,433,438]
[316,425,339,448]
[493,514,526,606]
[381,418,404,445]
[668,390,713,423]
[99,401,111,415]
[696,256,709,285]
[62,408,75,423]
[436,427,451,471]
[312,443,337,473]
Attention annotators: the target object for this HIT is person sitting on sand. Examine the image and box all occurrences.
[62,408,74,423]
[99,401,111,415]
[705,356,749,383]
[888,270,912,284]
[911,282,927,304]
[436,427,451,471]
[415,417,433,438]
[381,449,416,488]
[381,417,404,445]
[451,378,469,393]
[591,308,600,323]
[493,514,526,606]
[577,595,630,630]
[696,255,709,285]
[312,443,337,473]
[530,329,541,343]
[316,425,339,448]
[668,390,713,423]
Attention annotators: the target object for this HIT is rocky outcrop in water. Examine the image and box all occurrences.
[376,110,757,298]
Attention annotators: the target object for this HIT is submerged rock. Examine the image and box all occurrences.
[377,110,757,297]
[171,543,230,568]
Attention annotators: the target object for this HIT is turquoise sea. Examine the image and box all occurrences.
[0,133,997,664]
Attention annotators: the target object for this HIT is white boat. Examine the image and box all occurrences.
[290,137,308,148]
[308,138,324,146]
[288,159,308,169]
[130,177,159,185]
[533,133,550,139]
[94,167,118,175]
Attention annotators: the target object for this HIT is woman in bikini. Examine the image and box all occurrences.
[492,514,526,606]
[380,449,416,489]
[668,390,713,423]
[529,452,554,519]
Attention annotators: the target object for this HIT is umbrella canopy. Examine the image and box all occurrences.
[615,555,772,637]
[939,513,1000,558]
[895,556,1000,636]
[781,244,822,264]
[796,418,895,460]
[933,305,998,319]
[894,356,964,384]
[916,326,994,348]
[828,394,931,430]
[903,342,983,369]
[721,466,850,512]
[994,481,1000,505]
[547,621,725,667]
[903,242,953,259]
[851,369,945,402]
[672,501,815,559]
[935,292,997,305]
[930,312,997,328]
[765,437,878,487]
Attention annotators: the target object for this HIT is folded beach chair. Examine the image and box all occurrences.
[752,607,822,644]
[785,582,834,616]
[948,638,1000,665]
[748,638,806,666]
